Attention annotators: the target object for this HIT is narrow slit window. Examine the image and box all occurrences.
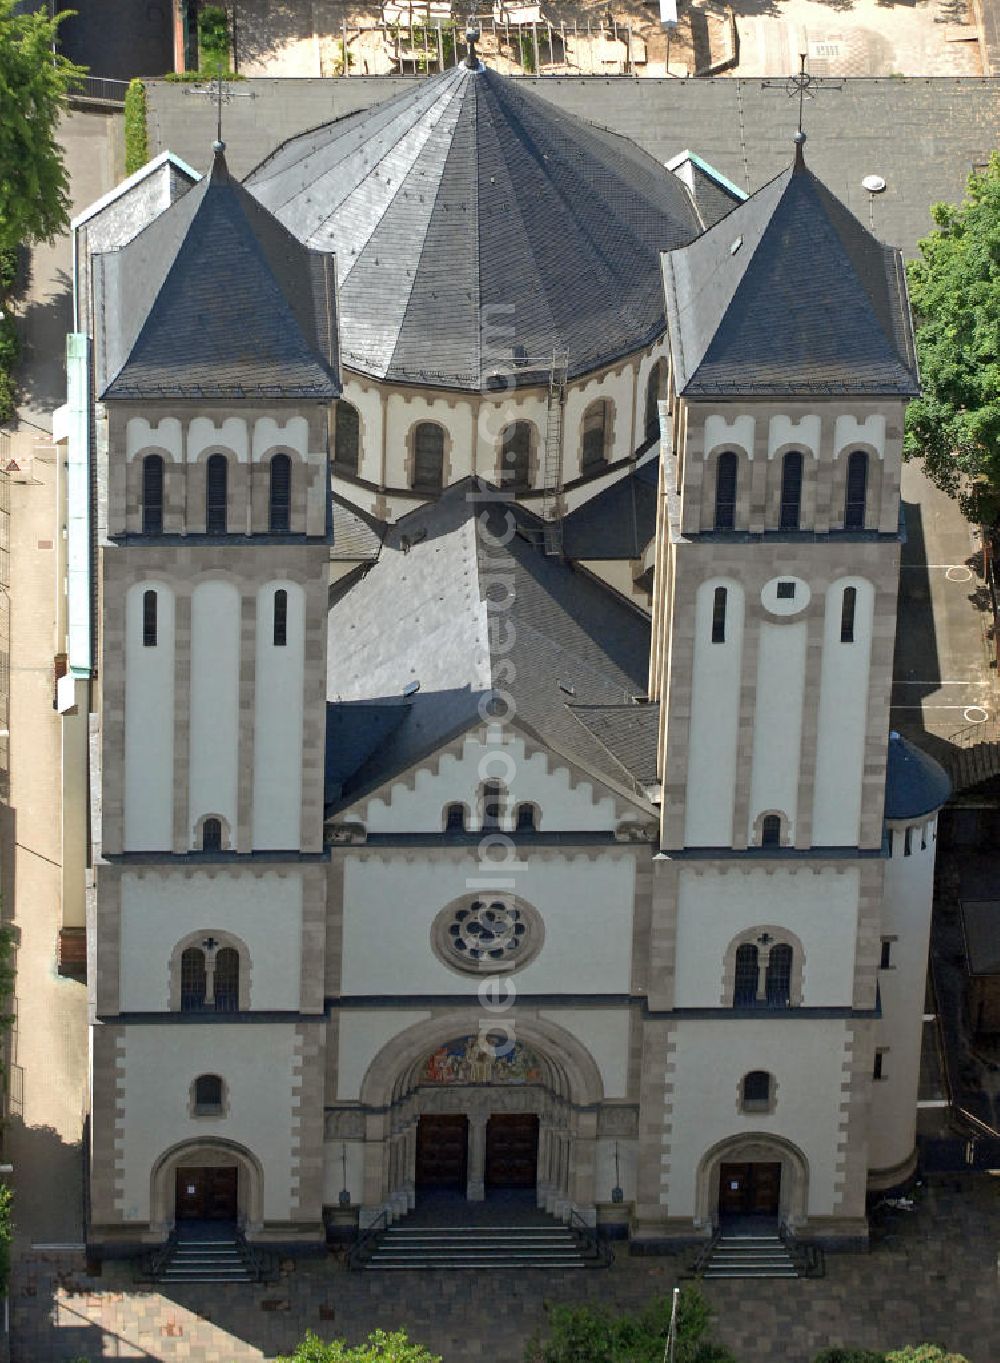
[142,589,157,647]
[779,451,803,530]
[142,454,164,534]
[273,589,288,647]
[269,454,291,533]
[873,1049,886,1081]
[206,453,228,533]
[714,451,737,530]
[880,939,893,969]
[841,586,857,643]
[844,451,868,529]
[711,586,727,643]
[645,362,662,443]
[733,944,759,1007]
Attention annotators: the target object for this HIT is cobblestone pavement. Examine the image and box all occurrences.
[10,1176,998,1362]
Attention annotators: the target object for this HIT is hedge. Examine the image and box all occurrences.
[124,79,148,176]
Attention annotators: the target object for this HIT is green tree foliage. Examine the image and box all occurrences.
[276,1328,441,1363]
[0,0,86,255]
[0,1183,11,1294]
[885,1349,971,1363]
[198,5,232,76]
[904,153,1000,525]
[124,80,148,176]
[525,1286,736,1363]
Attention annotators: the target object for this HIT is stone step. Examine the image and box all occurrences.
[366,1256,586,1270]
[704,1266,798,1279]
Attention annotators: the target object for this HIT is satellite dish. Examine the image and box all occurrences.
[862,175,887,195]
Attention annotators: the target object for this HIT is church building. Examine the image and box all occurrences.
[68,54,950,1258]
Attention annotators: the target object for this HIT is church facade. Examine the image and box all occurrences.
[71,61,949,1256]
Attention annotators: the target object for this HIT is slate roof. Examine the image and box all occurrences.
[568,703,660,788]
[331,495,385,561]
[246,64,701,391]
[884,731,951,820]
[325,481,654,807]
[662,147,920,397]
[94,146,340,401]
[562,458,659,560]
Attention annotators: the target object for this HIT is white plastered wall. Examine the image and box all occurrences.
[685,579,743,846]
[748,619,807,839]
[189,579,240,839]
[663,1017,851,1219]
[673,865,860,1007]
[118,1023,298,1222]
[118,869,303,1011]
[538,1007,630,1099]
[340,853,636,999]
[337,1009,432,1101]
[252,581,305,849]
[812,578,875,845]
[123,580,175,850]
[562,366,636,482]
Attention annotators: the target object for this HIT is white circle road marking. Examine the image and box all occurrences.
[945,565,974,583]
[964,706,989,723]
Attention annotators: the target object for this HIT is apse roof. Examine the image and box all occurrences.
[884,731,951,820]
[246,64,701,391]
[95,146,340,401]
[662,146,920,398]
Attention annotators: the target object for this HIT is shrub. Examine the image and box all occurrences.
[198,5,231,76]
[124,79,147,175]
[276,1329,441,1362]
[526,1287,735,1363]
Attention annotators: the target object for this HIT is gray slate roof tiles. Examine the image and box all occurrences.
[95,147,340,401]
[562,458,659,560]
[662,150,920,397]
[246,64,700,389]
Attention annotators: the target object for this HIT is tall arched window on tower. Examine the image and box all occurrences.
[733,943,759,1007]
[269,454,291,533]
[334,402,361,474]
[844,451,868,529]
[206,453,228,533]
[766,943,793,1007]
[273,588,288,647]
[711,586,727,643]
[500,422,531,490]
[142,454,164,534]
[645,362,662,443]
[714,452,738,530]
[779,451,803,530]
[213,948,240,1012]
[142,589,158,647]
[581,400,610,473]
[841,586,857,643]
[413,422,444,491]
[180,946,207,1011]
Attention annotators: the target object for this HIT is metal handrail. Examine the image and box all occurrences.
[235,1227,277,1282]
[137,1227,178,1281]
[682,1226,721,1278]
[346,1207,390,1269]
[778,1223,825,1278]
[567,1208,613,1267]
[948,720,1000,750]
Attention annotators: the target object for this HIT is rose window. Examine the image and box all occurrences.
[448,899,527,964]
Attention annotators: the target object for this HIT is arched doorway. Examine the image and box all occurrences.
[696,1133,809,1232]
[149,1137,264,1238]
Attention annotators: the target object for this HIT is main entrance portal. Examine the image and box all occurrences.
[485,1113,539,1189]
[718,1162,781,1218]
[174,1166,238,1221]
[415,1115,469,1190]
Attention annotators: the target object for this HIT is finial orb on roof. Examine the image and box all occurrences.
[465,15,481,68]
[213,139,226,153]
[793,129,806,146]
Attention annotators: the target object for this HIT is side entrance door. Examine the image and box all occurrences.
[485,1114,539,1189]
[415,1115,469,1190]
[174,1166,238,1221]
[718,1162,781,1218]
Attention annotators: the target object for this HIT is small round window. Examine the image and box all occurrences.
[432,896,543,975]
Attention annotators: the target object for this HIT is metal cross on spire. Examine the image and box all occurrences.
[185,72,256,151]
[760,48,843,152]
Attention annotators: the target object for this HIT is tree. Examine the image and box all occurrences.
[276,1329,441,1363]
[0,1,86,255]
[525,1287,736,1363]
[904,153,1000,525]
[885,1350,971,1363]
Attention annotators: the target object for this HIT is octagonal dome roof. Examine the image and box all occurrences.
[246,64,701,391]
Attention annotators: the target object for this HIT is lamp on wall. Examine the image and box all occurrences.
[338,1143,351,1207]
[611,1141,624,1203]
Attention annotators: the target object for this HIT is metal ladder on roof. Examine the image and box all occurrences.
[542,348,568,556]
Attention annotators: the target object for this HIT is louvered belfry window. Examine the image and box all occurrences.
[142,454,164,534]
[269,454,291,533]
[206,454,228,532]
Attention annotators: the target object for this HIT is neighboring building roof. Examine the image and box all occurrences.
[325,481,653,806]
[94,145,341,401]
[960,900,1000,977]
[562,458,659,560]
[568,702,660,788]
[662,145,920,398]
[884,731,951,820]
[246,64,700,391]
[331,495,385,561]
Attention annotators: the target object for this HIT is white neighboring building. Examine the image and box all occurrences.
[71,61,949,1258]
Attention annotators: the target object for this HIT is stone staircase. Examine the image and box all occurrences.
[140,1226,276,1284]
[701,1228,799,1280]
[944,728,1000,793]
[354,1219,603,1270]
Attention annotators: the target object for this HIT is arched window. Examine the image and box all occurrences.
[269,453,291,533]
[714,451,738,530]
[581,400,610,473]
[741,1070,773,1111]
[193,1073,224,1114]
[206,453,228,533]
[779,451,803,530]
[733,944,759,1007]
[444,802,466,833]
[841,586,857,643]
[273,588,288,647]
[202,817,222,852]
[645,362,662,443]
[481,780,504,831]
[500,422,532,490]
[515,802,537,832]
[213,948,240,1012]
[760,814,782,847]
[711,586,727,644]
[142,454,164,534]
[334,402,361,473]
[142,589,158,648]
[413,422,444,491]
[180,947,207,1011]
[765,943,793,1007]
[844,451,868,530]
